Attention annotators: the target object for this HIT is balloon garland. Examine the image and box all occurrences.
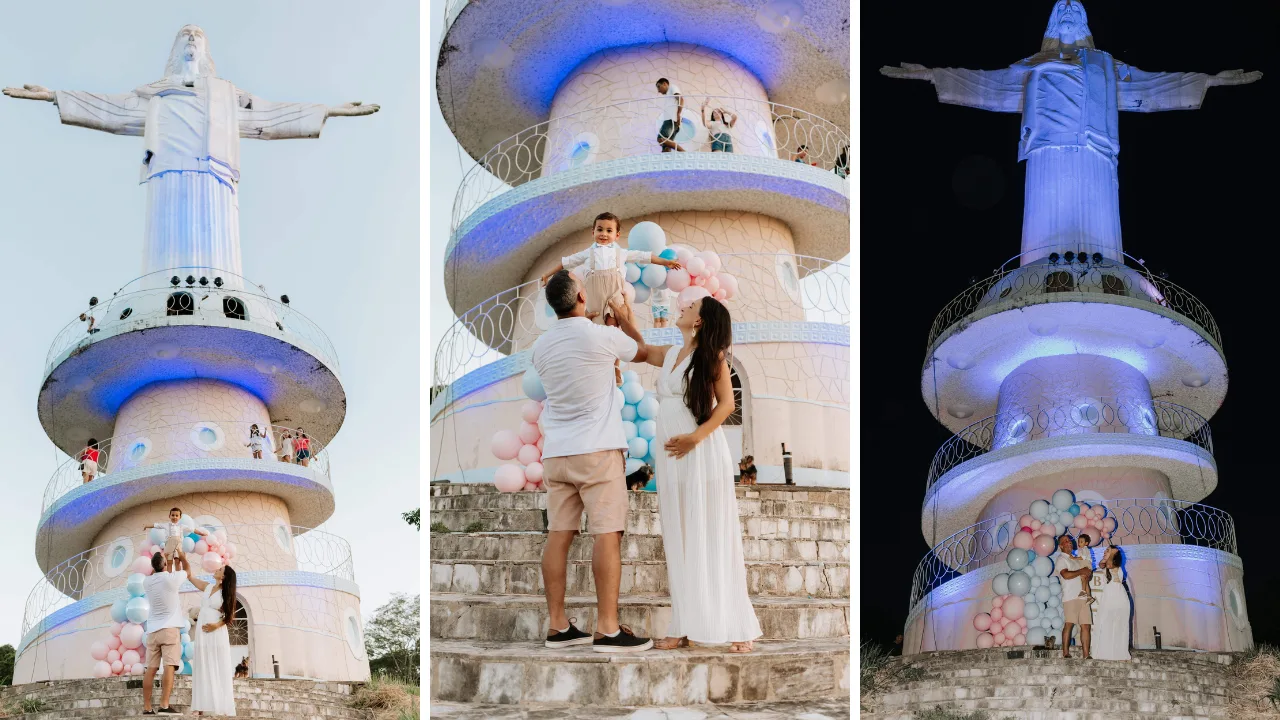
[623,222,739,311]
[971,489,1115,648]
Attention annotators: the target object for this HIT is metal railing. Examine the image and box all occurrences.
[926,255,1222,352]
[452,94,849,238]
[43,422,330,518]
[47,267,340,376]
[432,253,849,389]
[21,524,353,642]
[908,498,1237,612]
[926,399,1213,492]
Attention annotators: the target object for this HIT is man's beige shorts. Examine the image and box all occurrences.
[145,627,182,670]
[543,450,627,535]
[1063,598,1092,626]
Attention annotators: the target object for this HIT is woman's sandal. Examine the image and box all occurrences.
[653,636,688,650]
[729,641,753,654]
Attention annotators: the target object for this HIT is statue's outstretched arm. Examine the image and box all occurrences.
[882,62,1027,113]
[3,84,56,102]
[1119,66,1262,113]
[880,63,934,82]
[326,101,380,117]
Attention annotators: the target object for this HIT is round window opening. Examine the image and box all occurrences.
[755,121,774,153]
[569,141,591,167]
[190,423,225,451]
[347,616,361,646]
[1229,588,1241,618]
[200,428,217,445]
[111,545,128,569]
[130,439,150,463]
[276,525,292,550]
[780,260,799,295]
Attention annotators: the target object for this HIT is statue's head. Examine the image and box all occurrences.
[1041,1,1095,52]
[164,25,217,79]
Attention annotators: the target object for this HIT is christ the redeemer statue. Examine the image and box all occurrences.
[882,1,1260,265]
[4,25,378,288]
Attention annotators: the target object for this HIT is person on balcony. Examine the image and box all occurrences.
[244,424,268,460]
[702,100,737,153]
[79,438,101,483]
[655,78,685,152]
[294,429,312,467]
[278,429,294,464]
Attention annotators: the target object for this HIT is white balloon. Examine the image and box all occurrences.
[1052,489,1075,511]
[627,221,667,254]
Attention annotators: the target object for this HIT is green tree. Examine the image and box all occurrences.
[403,509,420,530]
[364,594,420,683]
[0,644,15,686]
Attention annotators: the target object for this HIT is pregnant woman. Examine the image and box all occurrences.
[1091,546,1132,661]
[643,296,761,653]
[188,564,239,715]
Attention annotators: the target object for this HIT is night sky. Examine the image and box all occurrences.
[860,2,1277,648]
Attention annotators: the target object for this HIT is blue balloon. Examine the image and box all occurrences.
[182,537,195,553]
[1007,549,1030,571]
[624,458,645,475]
[1007,570,1031,596]
[627,221,667,254]
[632,282,651,304]
[187,532,201,543]
[637,396,660,420]
[637,420,657,440]
[622,420,638,441]
[624,262,642,284]
[125,597,150,624]
[110,599,129,623]
[659,248,678,261]
[1068,503,1080,516]
[521,369,546,402]
[126,573,146,598]
[182,661,192,676]
[641,264,668,289]
[621,404,637,422]
[182,642,194,661]
[622,382,645,404]
[643,478,657,492]
[992,573,1010,596]
[621,371,641,386]
[628,437,649,459]
[149,529,166,547]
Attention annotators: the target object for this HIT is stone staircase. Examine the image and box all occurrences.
[0,676,370,719]
[428,483,851,712]
[866,647,1236,720]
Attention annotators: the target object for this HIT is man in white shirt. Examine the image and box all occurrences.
[142,550,190,714]
[1055,534,1094,659]
[533,270,656,653]
[655,77,685,152]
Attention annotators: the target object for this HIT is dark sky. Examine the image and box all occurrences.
[860,2,1277,647]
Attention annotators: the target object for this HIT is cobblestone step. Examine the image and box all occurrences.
[429,531,849,564]
[430,638,849,706]
[430,482,849,508]
[428,508,848,540]
[429,697,852,718]
[430,558,850,598]
[430,593,848,642]
[430,489,850,520]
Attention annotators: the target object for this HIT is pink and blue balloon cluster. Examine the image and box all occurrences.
[489,371,549,492]
[623,221,739,310]
[971,489,1115,649]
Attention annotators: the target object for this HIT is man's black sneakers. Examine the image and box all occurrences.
[592,625,653,653]
[157,708,181,715]
[545,620,593,648]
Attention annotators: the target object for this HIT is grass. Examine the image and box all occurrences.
[350,676,419,720]
[1226,644,1280,719]
[915,709,1013,720]
[0,698,46,717]
[463,521,485,533]
[428,522,450,533]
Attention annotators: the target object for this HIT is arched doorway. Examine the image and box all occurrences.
[229,594,251,675]
[722,359,752,464]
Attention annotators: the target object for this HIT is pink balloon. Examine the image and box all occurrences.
[129,556,152,576]
[992,632,1006,645]
[990,607,1003,622]
[1013,531,1033,550]
[686,257,706,277]
[130,663,145,676]
[90,641,109,661]
[992,595,1005,608]
[107,649,120,664]
[1014,633,1027,645]
[225,542,237,559]
[150,545,162,556]
[677,286,711,309]
[105,635,121,651]
[524,462,544,483]
[193,540,208,555]
[672,246,695,265]
[1002,595,1025,621]
[120,623,144,649]
[1019,514,1035,528]
[111,660,123,675]
[976,632,994,648]
[494,463,526,492]
[666,268,691,292]
[701,275,720,295]
[1002,638,1016,647]
[491,430,521,461]
[691,273,705,286]
[1073,514,1089,529]
[695,251,722,273]
[717,273,739,300]
[517,443,541,466]
[201,551,223,573]
[521,400,543,424]
[1030,519,1042,530]
[110,621,124,637]
[536,437,544,452]
[1102,517,1117,532]
[93,661,112,678]
[121,649,140,666]
[712,289,727,301]
[1033,534,1056,556]
[522,481,539,492]
[973,613,992,631]
[518,421,541,445]
[1017,616,1028,628]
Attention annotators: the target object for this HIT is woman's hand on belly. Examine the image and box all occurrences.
[664,433,700,458]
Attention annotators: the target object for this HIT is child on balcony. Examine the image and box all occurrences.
[539,212,682,326]
[245,424,269,460]
[294,429,312,467]
[278,429,294,463]
[79,438,101,483]
[145,507,207,564]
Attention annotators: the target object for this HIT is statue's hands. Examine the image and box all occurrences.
[3,84,55,102]
[880,63,933,82]
[327,101,380,117]
[1208,69,1262,87]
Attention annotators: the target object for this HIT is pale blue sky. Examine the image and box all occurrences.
[0,1,420,647]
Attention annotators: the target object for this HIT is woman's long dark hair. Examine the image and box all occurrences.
[682,298,733,424]
[1103,546,1123,583]
[219,565,238,623]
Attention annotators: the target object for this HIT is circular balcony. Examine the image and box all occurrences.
[35,422,335,570]
[908,497,1237,614]
[434,253,849,389]
[437,0,849,162]
[921,399,1217,546]
[443,96,849,315]
[920,255,1226,435]
[19,524,355,660]
[40,269,347,456]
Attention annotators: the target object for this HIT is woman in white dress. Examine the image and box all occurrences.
[188,564,238,715]
[641,297,762,653]
[1091,546,1131,661]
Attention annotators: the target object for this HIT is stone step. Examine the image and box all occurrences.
[430,489,850,519]
[894,667,1232,690]
[429,531,849,564]
[431,482,849,503]
[428,508,849,540]
[429,697,853,719]
[430,558,850,598]
[430,638,850,706]
[876,697,1228,717]
[429,593,848,642]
